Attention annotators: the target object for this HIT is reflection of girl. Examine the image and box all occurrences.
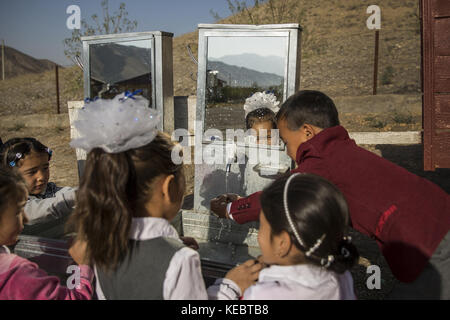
[244,92,280,145]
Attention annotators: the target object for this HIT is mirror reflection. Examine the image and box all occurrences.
[205,36,287,147]
[89,39,152,103]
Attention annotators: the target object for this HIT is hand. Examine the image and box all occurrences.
[223,193,240,202]
[210,195,230,219]
[180,236,199,250]
[225,259,263,294]
[210,193,241,219]
[68,238,90,266]
[256,255,268,269]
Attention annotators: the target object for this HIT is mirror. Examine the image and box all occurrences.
[204,36,287,147]
[89,39,152,103]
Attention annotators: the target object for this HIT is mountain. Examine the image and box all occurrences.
[89,43,151,84]
[212,53,285,77]
[0,46,59,79]
[207,60,283,88]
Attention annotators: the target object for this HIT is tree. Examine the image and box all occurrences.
[63,0,138,62]
[210,0,304,25]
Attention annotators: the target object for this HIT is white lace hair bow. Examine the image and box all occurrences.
[243,91,280,117]
[70,92,161,153]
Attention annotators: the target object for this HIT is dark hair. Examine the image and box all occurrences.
[260,173,358,274]
[67,132,185,271]
[0,137,52,169]
[276,90,340,130]
[0,167,28,214]
[245,108,277,130]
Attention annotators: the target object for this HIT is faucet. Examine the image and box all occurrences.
[225,142,237,173]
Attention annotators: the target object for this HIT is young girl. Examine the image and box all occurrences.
[244,91,280,145]
[208,173,358,299]
[68,93,261,300]
[0,138,76,237]
[0,167,93,299]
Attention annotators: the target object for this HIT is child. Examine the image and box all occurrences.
[211,90,450,299]
[244,91,279,145]
[0,167,93,299]
[208,173,358,299]
[68,93,261,300]
[0,138,76,237]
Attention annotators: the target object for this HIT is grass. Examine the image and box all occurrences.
[364,115,387,129]
[8,122,25,132]
[381,66,395,85]
[391,111,415,124]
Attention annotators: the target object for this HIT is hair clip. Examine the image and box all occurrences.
[9,152,23,167]
[321,255,335,268]
[343,236,352,243]
[283,173,306,248]
[305,234,326,257]
[341,247,350,258]
[84,97,99,104]
[46,148,53,156]
[119,89,143,102]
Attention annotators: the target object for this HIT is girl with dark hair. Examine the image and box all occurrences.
[0,137,76,237]
[210,173,358,299]
[0,167,93,299]
[244,92,279,145]
[68,93,261,300]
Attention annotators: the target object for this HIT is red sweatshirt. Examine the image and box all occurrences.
[229,126,450,283]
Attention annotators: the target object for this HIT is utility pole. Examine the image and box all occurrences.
[373,30,380,95]
[1,39,5,81]
[55,64,60,114]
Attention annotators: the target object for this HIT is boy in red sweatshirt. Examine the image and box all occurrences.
[211,90,450,299]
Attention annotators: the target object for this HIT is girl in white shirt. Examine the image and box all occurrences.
[208,173,358,300]
[67,93,261,300]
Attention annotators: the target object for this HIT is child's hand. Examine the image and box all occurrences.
[68,238,90,266]
[224,193,240,202]
[256,255,268,269]
[180,236,199,250]
[210,193,241,219]
[210,195,230,219]
[225,259,263,294]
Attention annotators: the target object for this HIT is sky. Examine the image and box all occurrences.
[208,36,287,59]
[0,0,232,66]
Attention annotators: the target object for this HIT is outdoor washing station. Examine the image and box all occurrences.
[13,24,302,286]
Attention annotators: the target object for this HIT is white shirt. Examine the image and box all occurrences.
[208,263,356,300]
[0,246,10,254]
[94,217,208,300]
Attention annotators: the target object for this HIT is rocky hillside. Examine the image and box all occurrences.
[173,0,421,97]
[0,46,59,79]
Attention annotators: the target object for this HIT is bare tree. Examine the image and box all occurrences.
[63,0,137,62]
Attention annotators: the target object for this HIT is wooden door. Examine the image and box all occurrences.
[422,0,450,171]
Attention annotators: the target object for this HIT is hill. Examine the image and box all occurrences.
[208,60,283,87]
[172,0,421,97]
[0,0,422,116]
[0,46,59,79]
